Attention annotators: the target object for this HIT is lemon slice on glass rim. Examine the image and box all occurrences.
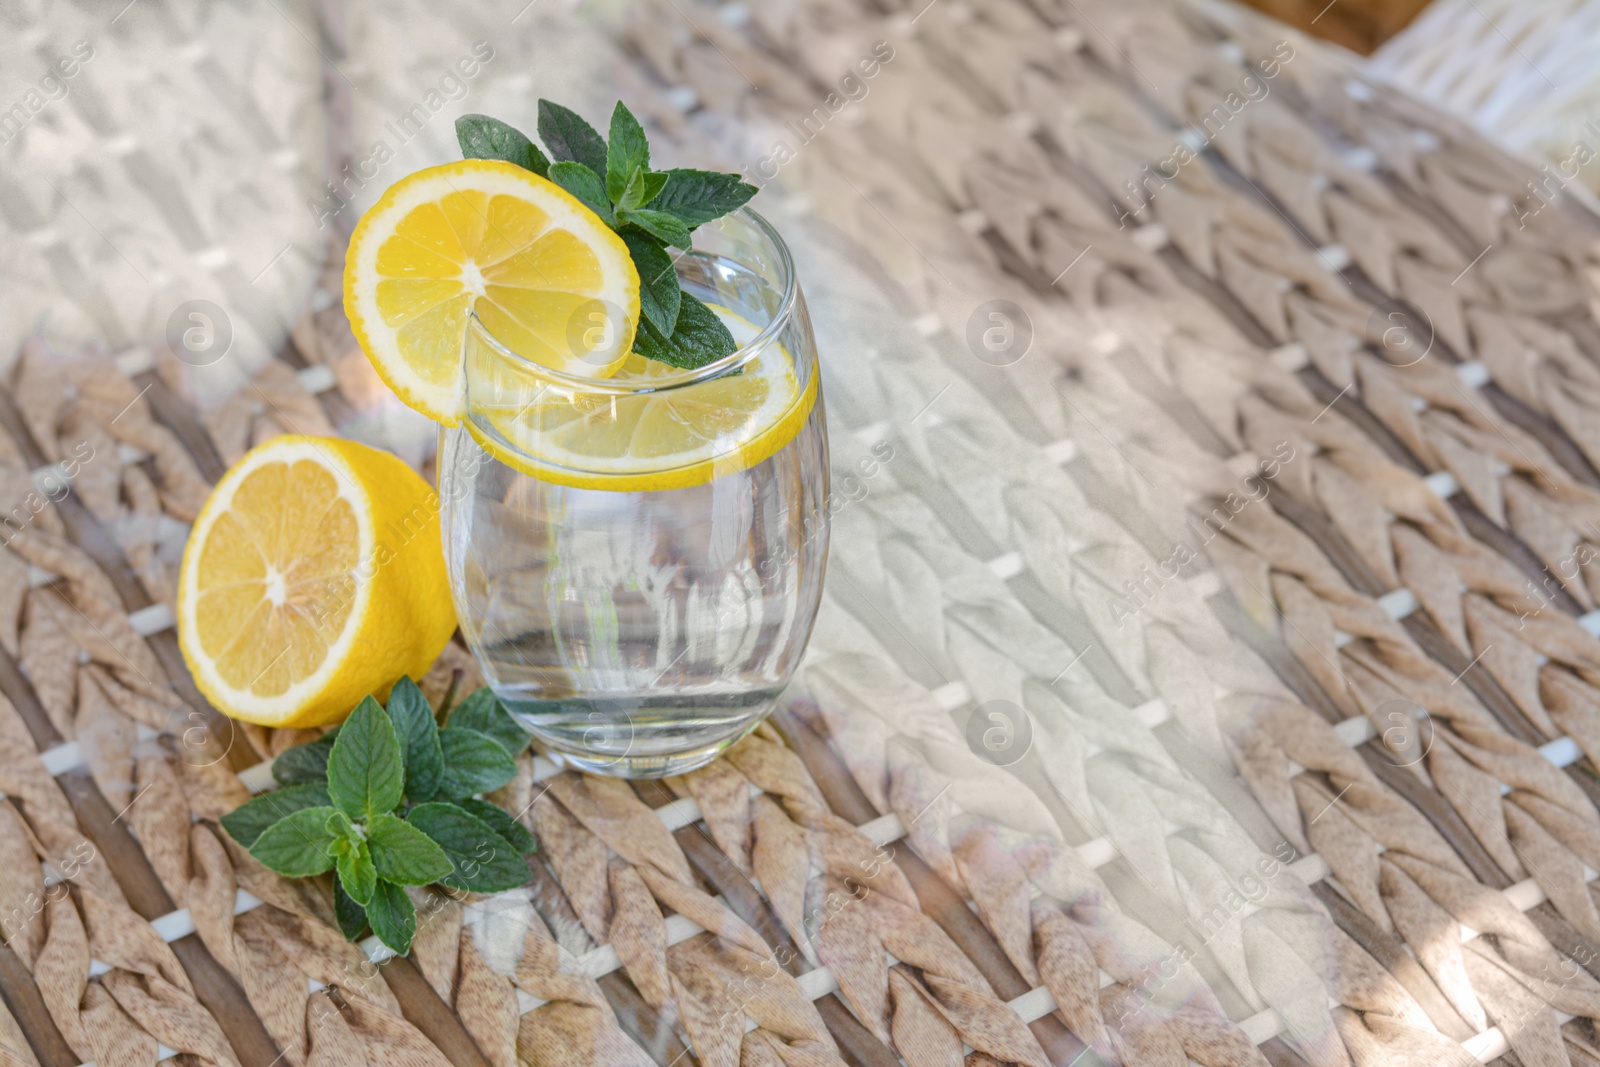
[344,159,641,425]
[464,309,817,493]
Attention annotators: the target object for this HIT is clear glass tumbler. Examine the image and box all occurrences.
[439,209,829,778]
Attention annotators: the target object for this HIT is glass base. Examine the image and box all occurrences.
[504,691,783,780]
[540,725,756,779]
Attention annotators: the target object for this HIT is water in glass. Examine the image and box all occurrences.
[440,211,829,777]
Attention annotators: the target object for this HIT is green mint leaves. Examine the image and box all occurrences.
[446,688,534,756]
[605,103,650,203]
[549,161,613,225]
[386,681,443,805]
[248,808,342,877]
[455,115,549,178]
[623,233,681,350]
[406,803,536,893]
[455,100,759,370]
[437,728,518,798]
[633,294,741,370]
[649,169,761,228]
[367,813,454,886]
[327,697,404,821]
[538,100,608,177]
[220,678,536,956]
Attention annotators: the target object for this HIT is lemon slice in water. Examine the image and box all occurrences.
[467,311,815,492]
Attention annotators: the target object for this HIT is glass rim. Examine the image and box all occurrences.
[464,206,797,397]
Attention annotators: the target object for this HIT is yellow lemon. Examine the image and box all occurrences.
[466,323,816,493]
[177,435,456,728]
[344,159,640,425]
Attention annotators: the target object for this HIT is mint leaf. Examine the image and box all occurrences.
[437,728,518,798]
[618,207,691,250]
[366,880,416,956]
[549,162,614,226]
[633,292,737,370]
[606,102,650,203]
[407,802,532,893]
[460,798,536,854]
[332,836,377,906]
[327,697,405,821]
[622,232,681,337]
[456,114,551,178]
[272,727,339,785]
[618,169,669,213]
[447,689,531,758]
[651,168,758,229]
[248,807,340,877]
[386,678,443,804]
[368,812,455,886]
[324,809,358,840]
[221,783,331,847]
[538,100,608,178]
[333,879,367,941]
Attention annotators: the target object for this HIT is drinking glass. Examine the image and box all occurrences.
[438,209,829,778]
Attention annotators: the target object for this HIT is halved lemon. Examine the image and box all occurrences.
[345,160,641,425]
[177,436,457,728]
[466,333,818,492]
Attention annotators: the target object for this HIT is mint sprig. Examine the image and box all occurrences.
[455,101,759,370]
[220,678,536,956]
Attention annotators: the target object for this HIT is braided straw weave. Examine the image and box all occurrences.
[609,0,1600,1064]
[2,0,1600,1065]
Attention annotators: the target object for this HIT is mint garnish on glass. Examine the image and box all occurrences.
[455,101,758,370]
[220,678,535,955]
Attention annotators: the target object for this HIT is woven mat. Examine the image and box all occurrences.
[3,0,1600,1065]
[0,0,329,396]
